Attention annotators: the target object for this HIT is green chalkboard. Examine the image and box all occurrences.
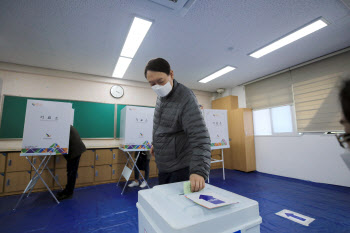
[0,96,115,139]
[116,104,154,138]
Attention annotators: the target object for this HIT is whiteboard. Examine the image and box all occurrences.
[203,109,230,149]
[21,100,72,156]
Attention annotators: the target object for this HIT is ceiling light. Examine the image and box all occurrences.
[112,57,132,78]
[249,18,328,58]
[120,17,152,58]
[199,66,235,83]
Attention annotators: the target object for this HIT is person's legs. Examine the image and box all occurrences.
[144,159,150,181]
[134,166,140,180]
[128,166,140,187]
[65,155,81,194]
[158,171,171,185]
[56,155,81,200]
[139,159,150,188]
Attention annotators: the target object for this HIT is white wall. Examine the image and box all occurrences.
[0,62,213,150]
[255,135,350,187]
[231,86,246,108]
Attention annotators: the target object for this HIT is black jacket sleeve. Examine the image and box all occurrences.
[180,93,211,180]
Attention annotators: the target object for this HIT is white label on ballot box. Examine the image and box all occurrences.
[185,191,239,209]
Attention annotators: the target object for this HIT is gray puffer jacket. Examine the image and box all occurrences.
[152,79,211,180]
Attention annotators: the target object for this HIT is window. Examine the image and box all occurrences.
[253,105,297,136]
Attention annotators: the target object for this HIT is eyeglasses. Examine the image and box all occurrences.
[336,133,350,149]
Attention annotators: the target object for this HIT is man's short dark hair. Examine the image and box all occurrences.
[144,58,171,78]
[340,79,350,122]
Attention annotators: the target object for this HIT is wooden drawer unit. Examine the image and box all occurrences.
[149,160,157,178]
[94,164,112,182]
[95,149,113,166]
[0,173,4,193]
[79,150,95,167]
[31,170,54,190]
[55,155,66,169]
[112,164,123,180]
[0,153,6,173]
[4,171,31,193]
[112,149,128,164]
[32,156,54,170]
[6,152,31,172]
[211,154,223,169]
[76,166,94,184]
[54,168,67,188]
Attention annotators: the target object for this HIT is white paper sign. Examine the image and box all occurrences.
[202,109,230,149]
[276,209,315,226]
[185,191,239,209]
[21,100,72,156]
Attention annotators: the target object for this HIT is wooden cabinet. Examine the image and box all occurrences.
[230,108,256,172]
[0,148,159,196]
[112,163,123,180]
[149,160,157,178]
[4,171,31,193]
[94,164,112,182]
[212,96,238,170]
[0,153,6,173]
[212,96,238,111]
[54,168,67,188]
[55,155,66,169]
[112,149,127,164]
[77,166,94,184]
[95,149,113,166]
[0,173,4,193]
[79,150,95,167]
[31,170,54,190]
[6,152,31,172]
[32,156,54,170]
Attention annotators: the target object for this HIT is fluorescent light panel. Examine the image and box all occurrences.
[120,17,152,58]
[249,19,328,58]
[112,57,132,78]
[199,66,235,83]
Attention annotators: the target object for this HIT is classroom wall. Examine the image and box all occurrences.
[231,84,350,187]
[0,62,213,151]
[255,135,350,187]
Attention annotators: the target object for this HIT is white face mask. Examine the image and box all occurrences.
[152,81,172,97]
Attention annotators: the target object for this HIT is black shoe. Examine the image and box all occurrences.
[56,192,73,201]
[56,189,67,198]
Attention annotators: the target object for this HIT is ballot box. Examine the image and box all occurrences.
[120,106,154,150]
[137,182,262,233]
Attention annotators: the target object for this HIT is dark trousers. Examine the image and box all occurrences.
[63,155,81,194]
[135,159,150,181]
[158,167,190,185]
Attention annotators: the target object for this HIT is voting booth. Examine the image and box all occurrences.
[117,106,154,194]
[120,106,154,150]
[137,182,262,233]
[202,109,230,181]
[14,99,73,210]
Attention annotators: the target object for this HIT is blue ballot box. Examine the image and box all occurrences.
[137,182,262,233]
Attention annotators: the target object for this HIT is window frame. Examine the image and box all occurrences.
[253,104,300,137]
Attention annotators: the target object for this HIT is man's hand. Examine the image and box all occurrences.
[190,174,205,192]
[150,145,154,157]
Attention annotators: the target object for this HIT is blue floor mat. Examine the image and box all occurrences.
[0,169,349,233]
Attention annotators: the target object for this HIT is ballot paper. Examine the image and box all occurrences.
[183,181,192,195]
[185,191,239,209]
